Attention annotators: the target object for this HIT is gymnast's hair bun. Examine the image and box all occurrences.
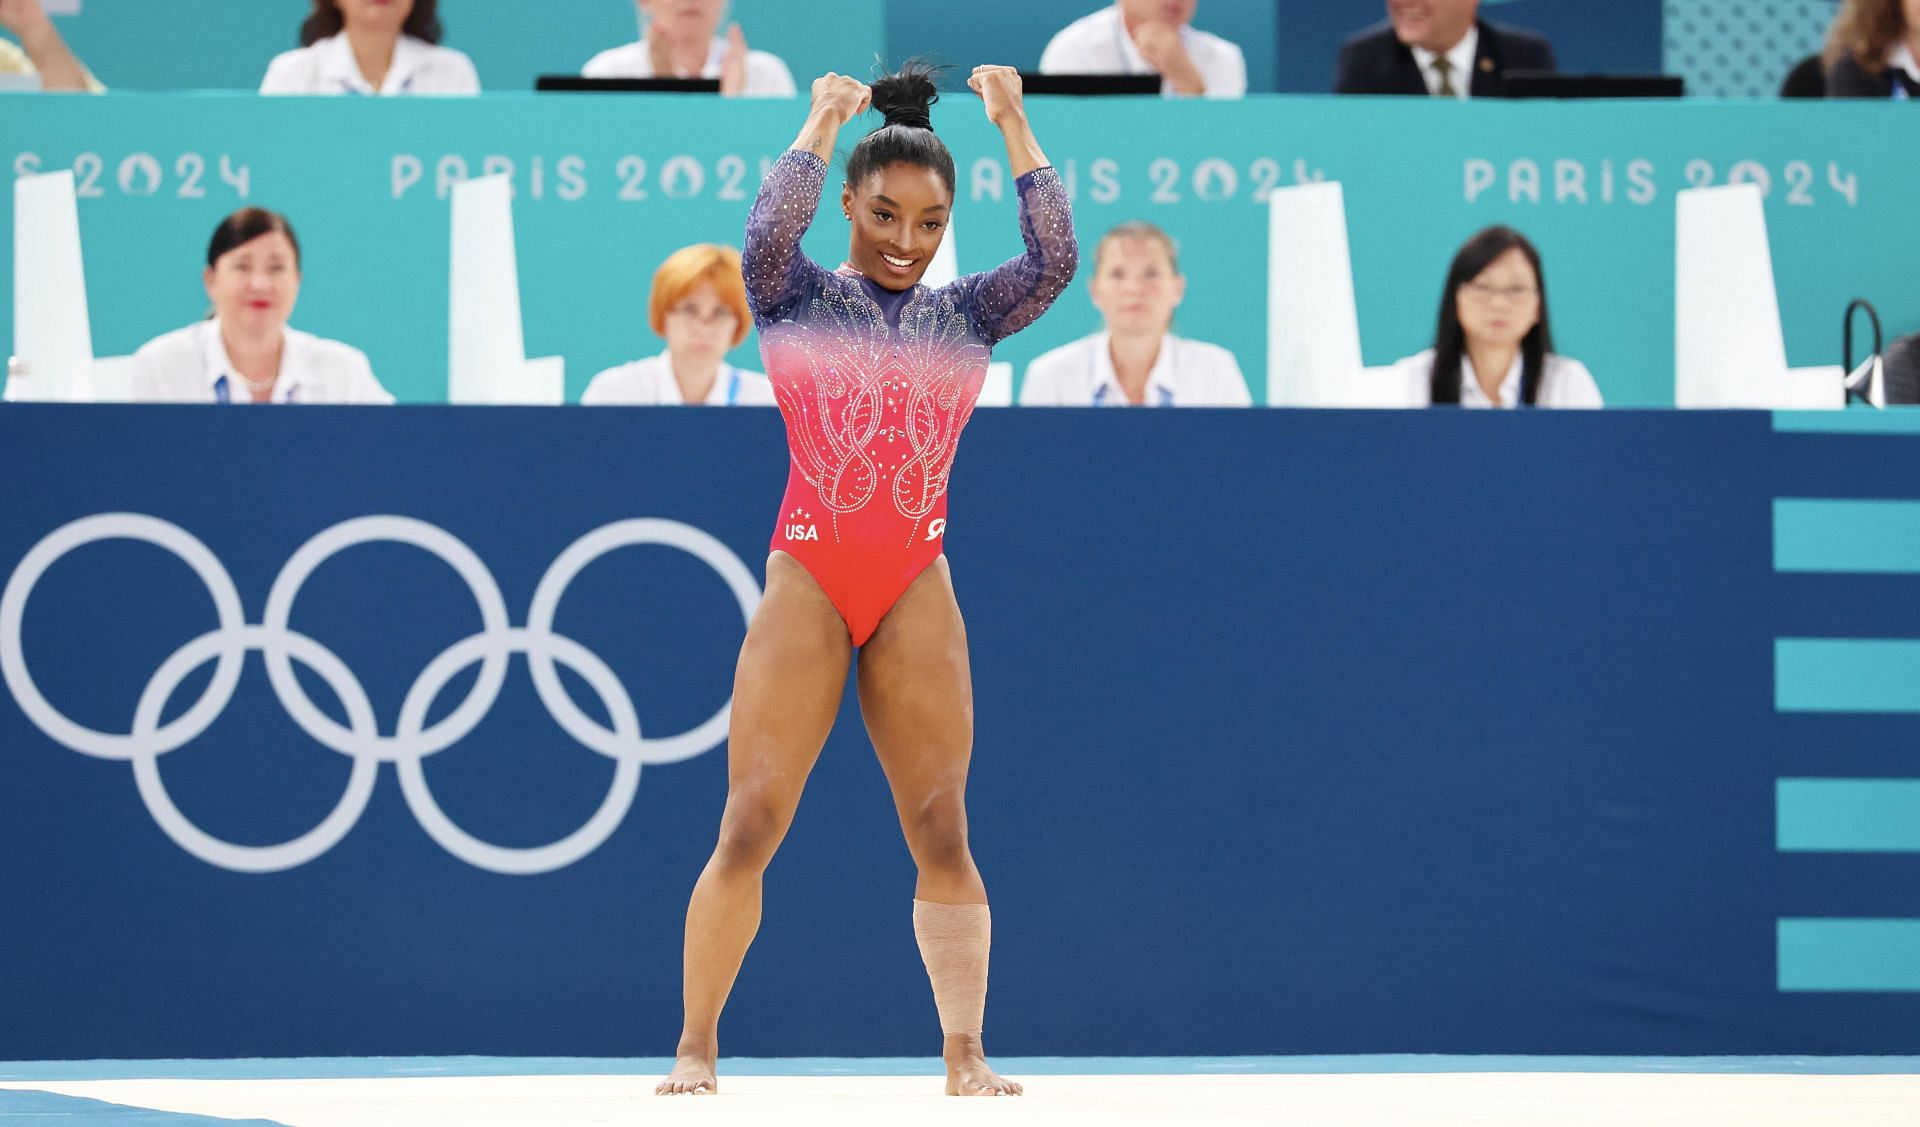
[870,60,943,131]
[846,59,956,192]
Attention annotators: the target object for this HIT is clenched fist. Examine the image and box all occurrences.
[810,72,873,126]
[967,65,1026,128]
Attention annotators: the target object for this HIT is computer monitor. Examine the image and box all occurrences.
[1505,72,1685,99]
[536,76,723,94]
[1017,73,1160,96]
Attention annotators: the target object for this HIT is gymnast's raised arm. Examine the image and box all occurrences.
[741,72,872,324]
[961,65,1080,346]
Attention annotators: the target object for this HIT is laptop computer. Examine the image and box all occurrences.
[1506,72,1685,99]
[536,76,723,94]
[1017,73,1160,96]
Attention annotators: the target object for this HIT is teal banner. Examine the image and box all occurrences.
[4,94,1914,405]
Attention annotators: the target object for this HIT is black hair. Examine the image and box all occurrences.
[301,0,443,46]
[845,60,956,196]
[207,207,301,270]
[1429,225,1554,407]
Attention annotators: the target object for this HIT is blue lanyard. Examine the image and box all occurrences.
[213,374,292,403]
[339,74,413,95]
[725,367,740,406]
[1091,341,1176,406]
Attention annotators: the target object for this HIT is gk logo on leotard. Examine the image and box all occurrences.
[0,514,763,876]
[925,519,947,541]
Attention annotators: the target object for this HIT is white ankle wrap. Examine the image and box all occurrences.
[913,899,991,1037]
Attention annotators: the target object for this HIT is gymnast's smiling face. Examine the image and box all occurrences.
[842,163,952,292]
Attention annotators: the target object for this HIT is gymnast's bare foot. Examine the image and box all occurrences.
[944,1033,1023,1096]
[655,1046,718,1095]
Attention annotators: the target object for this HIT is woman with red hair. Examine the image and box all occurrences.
[582,244,774,406]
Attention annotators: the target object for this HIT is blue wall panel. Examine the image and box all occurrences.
[1,406,1917,1059]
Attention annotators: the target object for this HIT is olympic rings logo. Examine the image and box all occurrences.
[0,514,760,876]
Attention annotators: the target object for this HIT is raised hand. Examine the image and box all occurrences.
[718,22,749,97]
[0,0,50,37]
[967,65,1026,128]
[1131,21,1206,95]
[809,71,873,126]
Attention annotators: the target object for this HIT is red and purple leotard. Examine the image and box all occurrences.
[744,150,1078,644]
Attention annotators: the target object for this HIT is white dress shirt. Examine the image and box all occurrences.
[582,37,796,96]
[1890,43,1919,98]
[580,352,774,406]
[130,321,396,405]
[1409,26,1479,99]
[260,33,479,95]
[1020,332,1251,407]
[1390,348,1603,409]
[1038,4,1247,98]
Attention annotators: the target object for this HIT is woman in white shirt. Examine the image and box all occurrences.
[583,0,795,97]
[1390,225,1602,409]
[1021,221,1250,407]
[1039,0,1247,97]
[131,208,394,405]
[261,0,478,96]
[581,243,774,406]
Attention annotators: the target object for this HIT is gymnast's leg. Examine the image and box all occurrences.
[657,551,852,1095]
[857,557,1022,1097]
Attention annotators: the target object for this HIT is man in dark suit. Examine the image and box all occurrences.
[1333,0,1556,97]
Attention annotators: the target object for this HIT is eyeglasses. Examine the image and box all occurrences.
[1462,281,1540,304]
[666,304,738,327]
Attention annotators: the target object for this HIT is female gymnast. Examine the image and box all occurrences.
[657,61,1078,1097]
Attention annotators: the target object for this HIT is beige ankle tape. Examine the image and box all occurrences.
[913,899,991,1037]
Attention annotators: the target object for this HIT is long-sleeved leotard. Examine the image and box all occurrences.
[744,148,1077,644]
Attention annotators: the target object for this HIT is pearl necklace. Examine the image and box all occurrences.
[231,368,277,395]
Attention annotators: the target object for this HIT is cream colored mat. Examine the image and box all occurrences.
[6,1072,1918,1126]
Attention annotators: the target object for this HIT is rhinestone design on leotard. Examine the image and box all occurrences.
[746,149,1077,551]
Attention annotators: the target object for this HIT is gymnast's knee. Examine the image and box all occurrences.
[711,791,794,873]
[903,796,972,877]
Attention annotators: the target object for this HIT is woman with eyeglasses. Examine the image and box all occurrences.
[581,244,774,406]
[1390,225,1602,408]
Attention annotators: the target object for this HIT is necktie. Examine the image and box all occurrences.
[1433,56,1458,97]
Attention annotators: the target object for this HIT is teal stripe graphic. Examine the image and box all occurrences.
[1774,409,1920,435]
[1775,500,1920,573]
[1776,639,1920,712]
[1778,779,1920,852]
[1779,919,1920,992]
